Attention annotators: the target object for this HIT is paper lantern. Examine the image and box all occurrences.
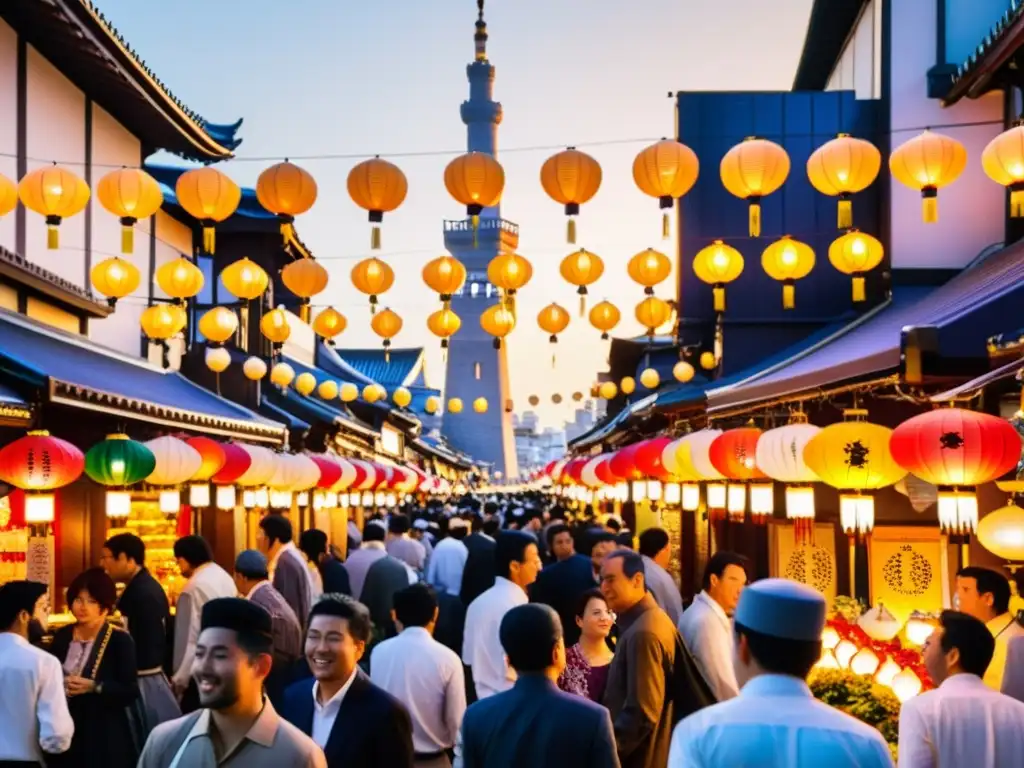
[756,418,821,541]
[306,454,343,490]
[599,381,618,400]
[351,256,395,311]
[0,174,17,219]
[267,453,301,491]
[635,296,672,337]
[185,437,227,482]
[340,383,359,403]
[362,384,381,404]
[18,164,90,249]
[444,151,504,237]
[719,137,790,237]
[211,443,253,486]
[205,347,231,373]
[422,255,467,306]
[424,395,440,414]
[858,603,902,641]
[473,397,488,414]
[639,368,660,389]
[174,166,241,253]
[850,647,880,677]
[487,252,533,298]
[242,357,267,381]
[588,300,620,340]
[295,372,316,396]
[673,361,694,383]
[982,124,1024,217]
[621,377,636,395]
[140,304,185,341]
[890,130,966,222]
[627,248,672,294]
[480,303,516,349]
[310,307,346,345]
[256,161,317,242]
[393,387,412,408]
[269,362,295,388]
[0,430,84,492]
[828,230,884,302]
[330,456,359,492]
[537,303,570,345]
[448,398,464,414]
[85,434,156,487]
[371,307,403,362]
[661,437,696,482]
[90,257,140,308]
[540,147,602,243]
[220,257,269,301]
[710,428,766,482]
[806,134,882,228]
[580,455,611,488]
[559,249,604,315]
[633,139,699,237]
[282,258,329,303]
[761,236,815,309]
[694,240,744,313]
[891,668,922,702]
[427,308,462,354]
[804,420,905,492]
[260,306,291,346]
[977,501,1024,562]
[318,380,339,401]
[96,167,163,253]
[684,429,726,481]
[609,443,645,482]
[347,157,407,249]
[635,438,673,479]
[198,307,238,345]
[700,351,716,370]
[156,256,205,301]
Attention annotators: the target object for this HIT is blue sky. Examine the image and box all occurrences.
[102,0,814,425]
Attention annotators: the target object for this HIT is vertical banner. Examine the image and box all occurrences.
[0,493,28,585]
[868,526,947,624]
[769,522,838,604]
[660,505,682,582]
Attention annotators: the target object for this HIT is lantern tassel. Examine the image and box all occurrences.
[280,220,294,246]
[299,304,311,324]
[371,225,382,250]
[662,212,670,239]
[852,275,866,303]
[203,225,216,254]
[837,197,852,229]
[922,190,938,223]
[782,281,795,310]
[713,285,726,313]
[748,200,761,237]
[1012,188,1024,218]
[567,217,576,245]
[46,215,61,250]
[119,218,135,254]
[579,294,586,317]
[471,214,479,248]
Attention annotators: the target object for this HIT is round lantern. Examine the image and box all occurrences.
[889,130,966,222]
[720,137,790,237]
[156,256,205,302]
[267,453,302,492]
[559,249,604,315]
[693,240,744,313]
[306,454,343,490]
[639,368,660,389]
[977,501,1024,562]
[185,436,227,482]
[635,296,672,337]
[90,257,140,308]
[635,437,673,479]
[589,300,620,340]
[756,417,821,542]
[633,139,699,238]
[340,383,359,403]
[444,151,504,244]
[537,302,570,349]
[480,303,516,349]
[761,236,815,309]
[700,351,716,370]
[673,361,695,383]
[269,362,295,388]
[598,381,618,400]
[487,252,533,300]
[318,380,339,401]
[540,147,602,243]
[351,256,395,311]
[806,134,882,228]
[347,459,371,491]
[205,346,231,374]
[427,308,462,355]
[295,372,316,397]
[580,455,610,488]
[0,430,84,491]
[347,157,407,249]
[330,456,359,492]
[684,428,726,481]
[256,161,318,243]
[448,398,464,414]
[393,387,412,408]
[96,167,163,254]
[260,306,291,346]
[85,434,156,486]
[174,166,241,253]
[281,259,329,321]
[312,307,347,345]
[982,124,1024,218]
[211,443,253,485]
[828,230,884,303]
[422,255,467,306]
[370,307,403,362]
[609,443,645,482]
[621,377,636,395]
[243,357,267,381]
[18,164,90,249]
[710,428,767,480]
[424,395,440,414]
[362,384,381,404]
[0,174,17,220]
[628,248,673,295]
[473,397,488,414]
[220,257,269,301]
[140,304,186,341]
[198,307,238,345]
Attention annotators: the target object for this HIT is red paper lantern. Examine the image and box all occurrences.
[563,457,588,485]
[185,436,226,480]
[211,443,253,485]
[542,459,558,477]
[307,454,343,489]
[609,443,645,481]
[890,408,1021,486]
[595,454,619,485]
[0,430,84,490]
[349,460,370,490]
[710,428,767,480]
[635,437,673,479]
[374,464,394,490]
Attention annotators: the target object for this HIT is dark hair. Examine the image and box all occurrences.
[299,529,328,562]
[957,566,1011,615]
[0,581,47,630]
[499,604,562,673]
[173,535,213,568]
[470,516,485,533]
[638,528,669,559]
[702,551,748,592]
[615,532,634,549]
[363,521,387,543]
[259,514,293,546]
[938,610,996,676]
[67,567,117,613]
[483,518,500,537]
[103,532,145,565]
[393,583,438,628]
[484,502,498,517]
[308,596,373,643]
[546,523,572,549]
[574,587,607,619]
[605,517,622,532]
[736,621,821,678]
[604,549,645,583]
[585,530,617,556]
[495,531,537,579]
[449,525,468,541]
[388,514,411,535]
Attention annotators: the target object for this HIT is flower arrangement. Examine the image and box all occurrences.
[825,604,933,690]
[808,668,900,761]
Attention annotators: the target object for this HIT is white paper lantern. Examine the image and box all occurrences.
[144,436,203,486]
[234,444,277,487]
[243,356,268,381]
[680,429,724,480]
[290,453,322,492]
[755,422,821,482]
[330,456,359,492]
[205,346,231,373]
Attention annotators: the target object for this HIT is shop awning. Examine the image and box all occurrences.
[259,398,310,433]
[265,385,378,440]
[0,381,32,426]
[929,356,1024,402]
[412,436,475,470]
[0,308,286,444]
[569,393,658,451]
[341,347,425,388]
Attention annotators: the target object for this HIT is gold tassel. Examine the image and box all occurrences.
[567,218,576,244]
[783,282,795,310]
[299,304,311,324]
[837,198,852,229]
[203,226,216,254]
[371,225,381,250]
[579,294,586,317]
[472,214,479,248]
[748,202,761,237]
[922,195,938,223]
[551,351,556,369]
[280,220,293,246]
[385,347,390,364]
[1012,189,1024,218]
[121,225,133,254]
[47,223,59,250]
[662,212,670,239]
[713,285,726,313]
[852,275,866,303]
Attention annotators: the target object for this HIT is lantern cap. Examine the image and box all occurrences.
[734,578,826,642]
[106,433,130,441]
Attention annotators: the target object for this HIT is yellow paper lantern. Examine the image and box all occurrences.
[260,306,291,345]
[620,376,636,395]
[96,167,164,253]
[850,647,880,676]
[424,395,440,414]
[370,307,403,362]
[537,303,570,342]
[828,230,884,303]
[473,397,488,414]
[205,347,231,374]
[393,387,412,408]
[559,249,605,315]
[803,419,906,493]
[347,157,408,249]
[362,384,381,404]
[351,256,395,311]
[422,255,467,305]
[281,258,329,320]
[90,256,140,307]
[982,124,1024,217]
[588,300,620,340]
[140,304,184,341]
[719,137,790,237]
[627,248,672,295]
[487,252,533,300]
[806,134,882,228]
[761,236,815,309]
[480,303,516,349]
[540,147,602,243]
[693,240,744,313]
[448,397,464,414]
[173,166,241,253]
[0,174,17,220]
[699,351,716,370]
[640,368,660,389]
[256,161,318,243]
[242,357,267,381]
[156,256,205,302]
[673,361,695,383]
[269,362,295,388]
[977,501,1024,562]
[891,668,922,702]
[427,307,462,355]
[198,306,239,345]
[220,257,269,301]
[18,164,91,249]
[312,307,347,344]
[634,296,672,336]
[633,139,700,238]
[444,152,504,240]
[317,380,339,401]
[340,383,359,402]
[295,372,316,397]
[599,381,618,399]
[890,129,966,222]
[834,639,858,669]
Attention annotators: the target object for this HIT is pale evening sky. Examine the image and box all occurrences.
[100,0,815,427]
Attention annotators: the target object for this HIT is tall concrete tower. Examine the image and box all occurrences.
[441,0,519,479]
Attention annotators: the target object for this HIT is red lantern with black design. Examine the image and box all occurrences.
[710,428,768,523]
[0,430,84,524]
[185,436,226,508]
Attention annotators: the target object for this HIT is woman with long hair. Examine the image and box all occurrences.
[557,588,615,703]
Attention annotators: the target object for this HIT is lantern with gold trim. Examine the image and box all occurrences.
[635,296,672,341]
[560,249,604,315]
[487,252,533,310]
[720,138,790,237]
[220,257,268,301]
[18,164,90,249]
[351,256,395,314]
[312,307,347,346]
[982,123,1024,218]
[627,248,672,296]
[0,431,84,524]
[540,147,602,243]
[422,255,467,309]
[889,130,966,223]
[256,161,317,244]
[709,427,769,523]
[537,303,570,367]
[806,134,881,228]
[347,157,408,250]
[90,257,140,308]
[96,167,164,253]
[140,304,186,341]
[174,166,241,254]
[260,306,291,348]
[828,230,883,303]
[761,236,815,309]
[427,307,461,360]
[156,256,205,303]
[693,240,744,313]
[633,139,699,238]
[481,303,516,349]
[198,306,238,346]
[281,258,329,323]
[588,300,620,340]
[444,152,504,245]
[370,308,403,363]
[85,435,157,519]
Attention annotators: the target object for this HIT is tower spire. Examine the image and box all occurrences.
[475,0,488,61]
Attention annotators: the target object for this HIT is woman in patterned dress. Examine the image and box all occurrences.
[557,588,615,703]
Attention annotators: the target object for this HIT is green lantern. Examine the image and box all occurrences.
[84,434,156,487]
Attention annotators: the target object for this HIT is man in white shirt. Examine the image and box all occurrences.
[955,566,1024,690]
[0,580,73,764]
[462,531,543,700]
[372,584,466,768]
[345,522,389,600]
[677,551,747,702]
[637,528,683,625]
[427,519,469,596]
[899,609,1024,768]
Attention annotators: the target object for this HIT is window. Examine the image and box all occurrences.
[470,282,479,297]
[485,283,493,298]
[474,361,482,380]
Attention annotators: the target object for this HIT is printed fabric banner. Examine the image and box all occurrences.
[868,526,947,624]
[769,522,838,603]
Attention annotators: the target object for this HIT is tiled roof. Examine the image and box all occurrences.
[944,0,1024,104]
[337,348,425,388]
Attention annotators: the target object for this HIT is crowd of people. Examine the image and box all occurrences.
[1,491,1024,766]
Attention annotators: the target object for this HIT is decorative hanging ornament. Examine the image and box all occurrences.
[96,167,164,253]
[90,256,140,308]
[559,248,604,315]
[347,157,408,250]
[0,174,17,220]
[269,362,295,388]
[699,351,716,370]
[806,134,881,228]
[340,382,359,403]
[693,240,744,313]
[198,306,239,345]
[639,368,660,389]
[673,361,695,383]
[393,387,412,408]
[205,346,231,373]
[0,430,84,501]
[260,306,291,346]
[487,252,533,309]
[140,304,186,341]
[632,138,699,238]
[256,160,318,244]
[295,372,316,397]
[599,381,618,400]
[540,147,602,243]
[761,236,815,309]
[424,395,440,414]
[537,303,570,367]
[144,436,202,487]
[473,397,488,414]
[620,376,636,395]
[444,151,504,244]
[317,380,339,401]
[351,256,395,313]
[243,356,267,381]
[156,256,205,302]
[173,166,241,253]
[635,296,672,340]
[422,255,467,309]
[311,307,347,345]
[588,300,620,340]
[220,257,269,301]
[828,230,884,302]
[370,308,403,363]
[983,123,1024,217]
[480,303,516,349]
[85,434,156,487]
[627,248,672,295]
[756,416,821,543]
[426,307,462,358]
[18,164,91,249]
[448,397,464,414]
[889,129,966,223]
[281,258,329,322]
[719,137,790,237]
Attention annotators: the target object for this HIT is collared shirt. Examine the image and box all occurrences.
[642,555,683,625]
[345,542,388,601]
[387,535,427,572]
[984,613,1024,690]
[310,668,359,748]
[462,577,528,699]
[669,674,894,767]
[269,543,321,627]
[427,537,469,596]
[371,626,466,753]
[898,673,1024,768]
[247,582,303,665]
[677,591,739,702]
[0,632,74,761]
[172,562,238,688]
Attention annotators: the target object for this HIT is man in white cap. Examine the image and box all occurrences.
[668,579,894,767]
